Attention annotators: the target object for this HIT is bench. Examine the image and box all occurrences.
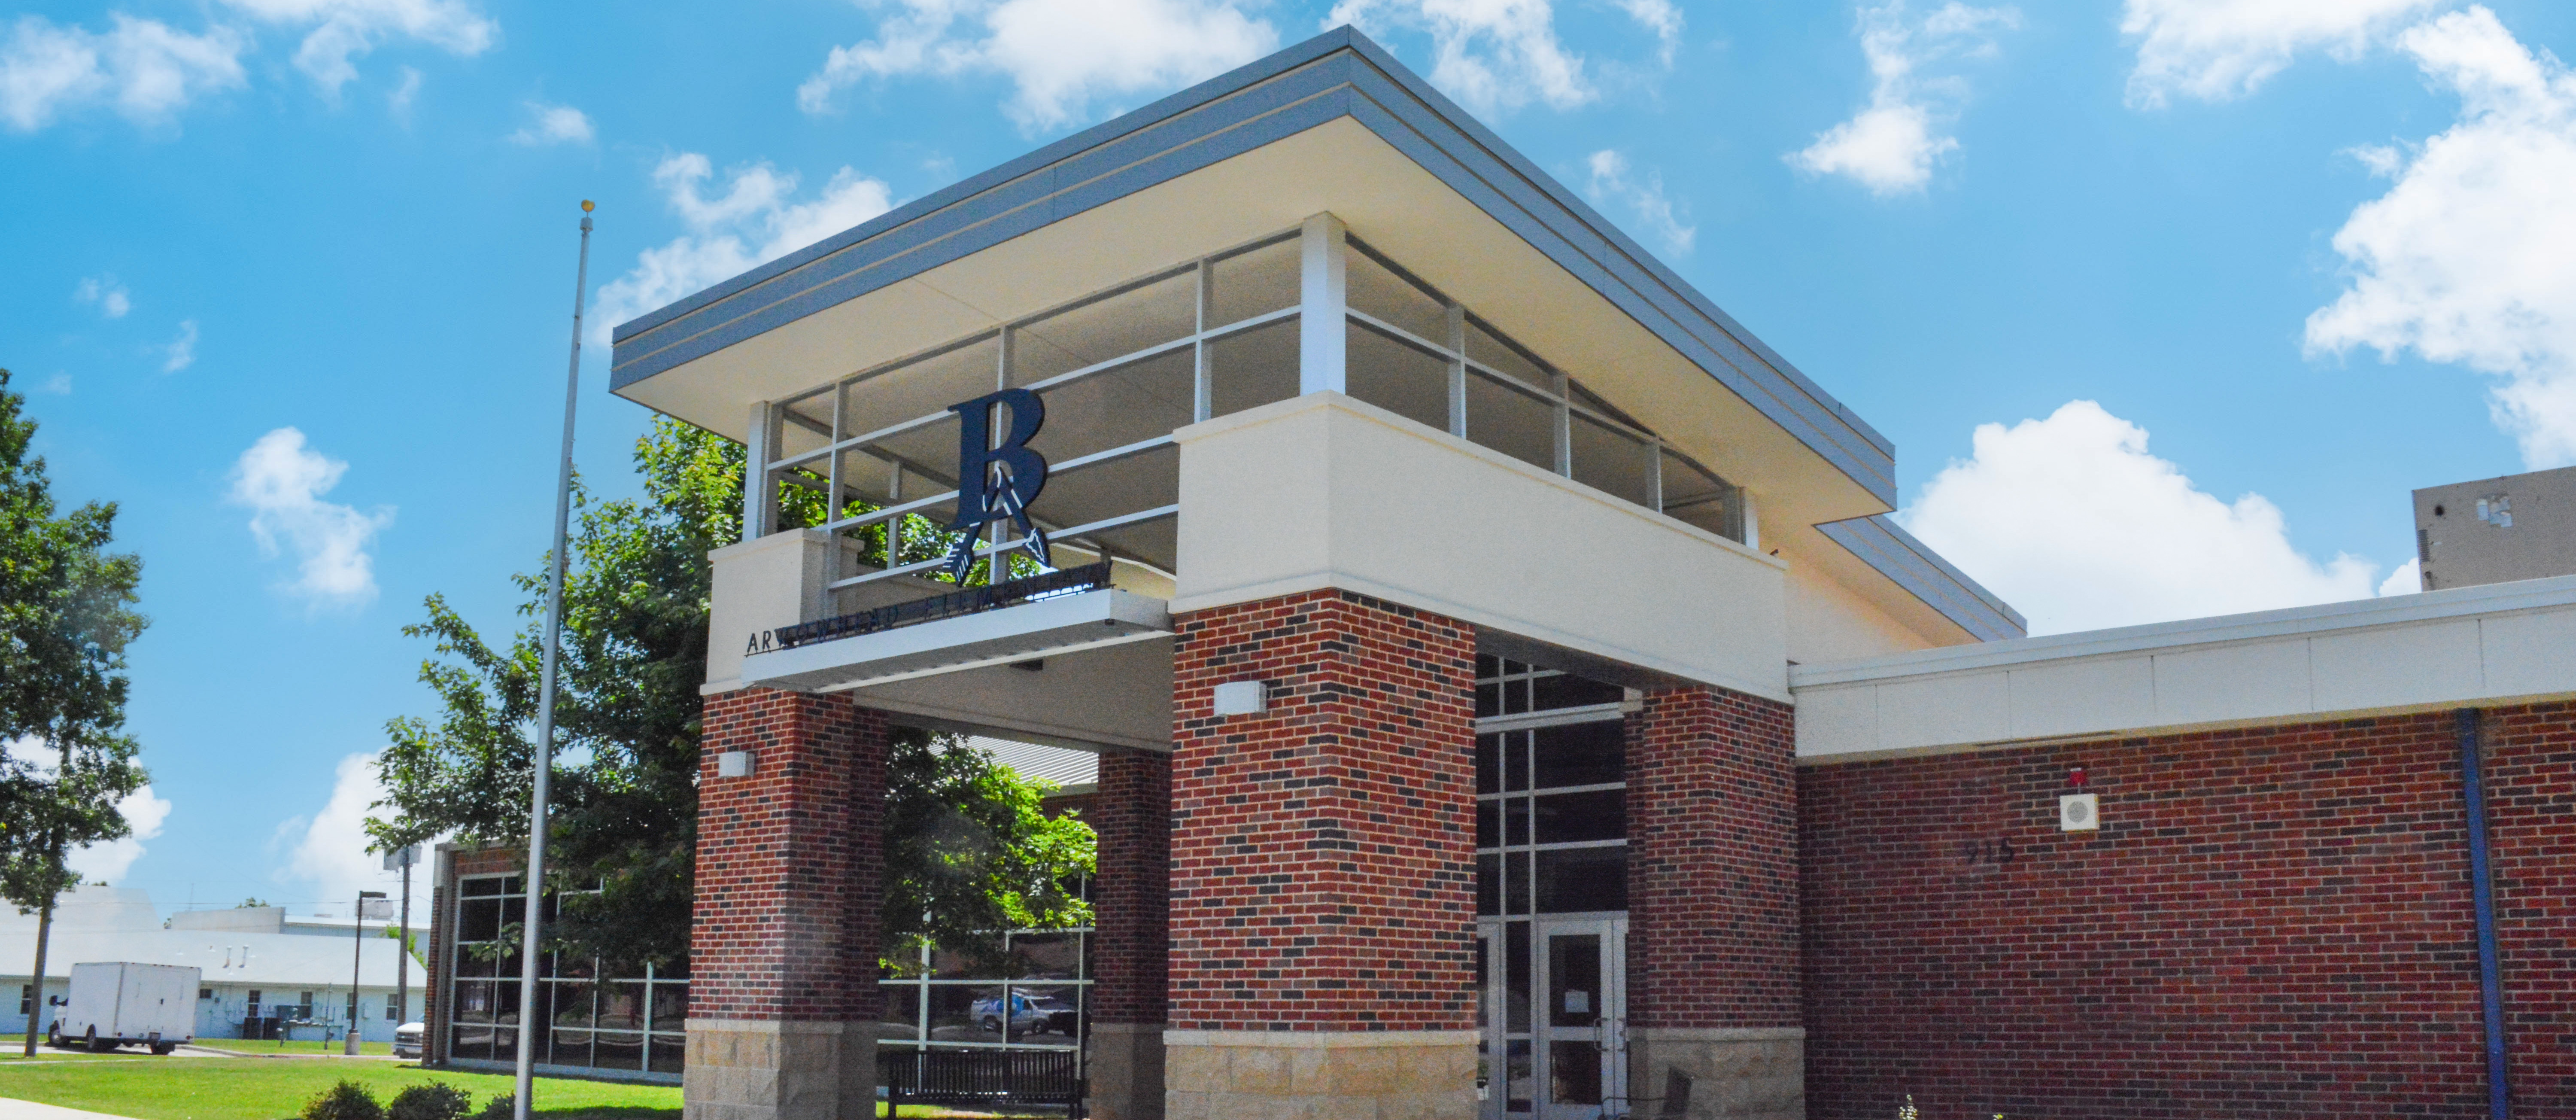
[879,1047,1085,1118]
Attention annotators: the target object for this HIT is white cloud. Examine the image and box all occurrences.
[214,0,497,94]
[0,14,248,132]
[1584,149,1694,255]
[4,737,173,887]
[159,319,198,372]
[387,64,419,116]
[278,752,415,907]
[67,785,172,885]
[2303,7,2576,469]
[592,153,896,344]
[801,0,1277,133]
[2120,0,2434,107]
[227,427,395,608]
[1896,400,2379,635]
[2378,556,2422,596]
[507,100,591,146]
[36,372,70,395]
[1327,0,1682,115]
[75,276,131,319]
[1788,1,2019,197]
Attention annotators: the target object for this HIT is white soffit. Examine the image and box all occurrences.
[740,589,1173,693]
[1790,574,2576,761]
[617,117,1888,536]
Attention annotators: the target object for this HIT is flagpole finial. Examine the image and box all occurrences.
[580,199,595,213]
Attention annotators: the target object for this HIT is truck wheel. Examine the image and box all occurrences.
[46,1026,61,1049]
[87,1029,113,1053]
[150,1042,176,1056]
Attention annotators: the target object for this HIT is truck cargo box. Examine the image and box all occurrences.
[56,962,198,1053]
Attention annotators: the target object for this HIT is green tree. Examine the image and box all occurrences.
[373,418,1092,972]
[0,368,150,1056]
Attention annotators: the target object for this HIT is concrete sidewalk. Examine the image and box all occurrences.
[0,1097,142,1120]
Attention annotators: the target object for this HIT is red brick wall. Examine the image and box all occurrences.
[1628,686,1800,1030]
[1092,751,1172,1026]
[691,688,887,1022]
[1799,705,2576,1118]
[2487,703,2576,1106]
[1166,589,1477,1031]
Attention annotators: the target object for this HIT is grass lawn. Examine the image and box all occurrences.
[0,1059,677,1120]
[0,1057,1052,1120]
[185,1040,397,1058]
[0,1037,162,1064]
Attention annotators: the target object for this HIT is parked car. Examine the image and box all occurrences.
[392,1023,424,1058]
[970,992,1078,1038]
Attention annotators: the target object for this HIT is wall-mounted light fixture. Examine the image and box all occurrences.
[717,751,755,779]
[1212,681,1268,716]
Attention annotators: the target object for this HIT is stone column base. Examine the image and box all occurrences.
[1089,1022,1168,1120]
[683,1019,876,1120]
[1164,1029,1476,1120]
[1626,1027,1804,1120]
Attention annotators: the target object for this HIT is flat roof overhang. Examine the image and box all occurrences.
[612,28,2021,643]
[612,30,1898,535]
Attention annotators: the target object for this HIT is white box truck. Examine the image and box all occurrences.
[52,962,197,1054]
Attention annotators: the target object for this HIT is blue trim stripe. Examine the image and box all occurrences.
[1816,515,2026,641]
[609,26,1900,505]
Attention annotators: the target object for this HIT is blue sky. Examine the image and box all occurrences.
[3,0,2571,917]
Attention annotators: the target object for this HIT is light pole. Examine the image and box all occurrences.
[517,199,595,1120]
[350,891,389,1055]
[383,846,422,1031]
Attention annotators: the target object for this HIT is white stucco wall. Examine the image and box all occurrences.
[1173,392,1792,700]
[1792,574,2576,761]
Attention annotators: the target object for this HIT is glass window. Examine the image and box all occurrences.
[1208,237,1299,327]
[1465,373,1556,472]
[1533,790,1625,844]
[840,338,1000,451]
[1531,721,1624,788]
[1536,848,1627,913]
[1569,413,1653,508]
[649,1033,685,1075]
[1532,673,1624,715]
[1011,271,1196,385]
[1346,243,1449,344]
[1466,321,1550,391]
[1209,317,1299,417]
[1025,350,1192,465]
[1346,323,1450,432]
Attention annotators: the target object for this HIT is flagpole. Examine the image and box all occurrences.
[515,199,592,1120]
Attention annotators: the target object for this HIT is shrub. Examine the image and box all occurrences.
[300,1081,384,1120]
[388,1083,472,1120]
[474,1095,513,1120]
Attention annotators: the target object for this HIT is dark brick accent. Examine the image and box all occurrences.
[1798,703,2576,1117]
[1628,685,1801,1030]
[1092,750,1173,1026]
[1167,589,1478,1031]
[691,688,887,1022]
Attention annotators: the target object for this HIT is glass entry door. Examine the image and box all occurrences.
[1479,915,1626,1120]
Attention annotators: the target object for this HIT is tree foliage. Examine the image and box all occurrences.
[0,368,149,916]
[884,730,1094,973]
[374,417,1093,971]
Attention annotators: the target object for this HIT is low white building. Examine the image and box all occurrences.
[0,887,425,1044]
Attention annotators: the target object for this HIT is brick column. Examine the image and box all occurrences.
[687,688,886,1120]
[1166,589,1479,1120]
[1088,749,1172,1120]
[1627,685,1802,1120]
